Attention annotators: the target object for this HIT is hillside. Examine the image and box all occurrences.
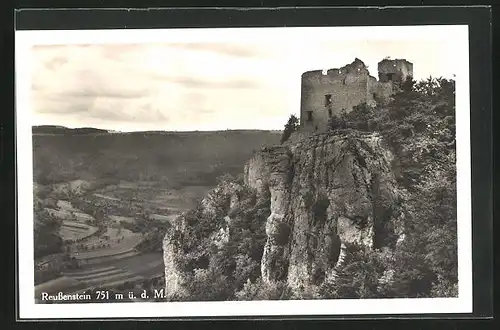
[33,129,282,188]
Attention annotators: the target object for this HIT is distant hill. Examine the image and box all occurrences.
[32,127,282,188]
[33,126,110,135]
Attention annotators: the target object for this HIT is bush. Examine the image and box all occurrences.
[328,114,347,130]
[235,278,291,301]
[183,268,234,301]
[170,176,272,300]
[233,255,260,289]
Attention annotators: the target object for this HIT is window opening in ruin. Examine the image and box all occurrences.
[328,108,332,117]
[342,78,346,85]
[307,111,313,122]
[386,73,394,81]
[373,93,377,99]
[325,94,332,106]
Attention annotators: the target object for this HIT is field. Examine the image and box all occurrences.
[149,214,177,222]
[59,220,99,241]
[93,181,211,213]
[46,200,96,223]
[92,193,120,201]
[45,208,73,220]
[108,215,135,224]
[32,128,282,302]
[57,200,77,211]
[35,276,89,297]
[35,252,164,297]
[70,227,142,261]
[34,187,180,297]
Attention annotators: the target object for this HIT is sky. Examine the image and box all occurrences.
[28,27,464,132]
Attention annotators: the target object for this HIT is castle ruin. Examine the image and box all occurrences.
[300,58,413,132]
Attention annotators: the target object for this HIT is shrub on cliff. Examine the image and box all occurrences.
[135,224,171,253]
[235,278,292,301]
[233,255,261,289]
[172,178,271,300]
[280,114,299,144]
[183,268,234,301]
[320,243,388,299]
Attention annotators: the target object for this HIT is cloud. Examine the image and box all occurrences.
[168,43,267,58]
[160,76,261,89]
[29,35,460,132]
[62,88,150,100]
[68,96,171,123]
[33,94,95,114]
[30,41,275,131]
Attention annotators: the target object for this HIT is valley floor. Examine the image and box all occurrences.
[34,180,212,303]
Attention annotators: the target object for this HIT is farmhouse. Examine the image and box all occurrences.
[299,57,413,132]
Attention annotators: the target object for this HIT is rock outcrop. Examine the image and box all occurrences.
[244,130,405,293]
[163,130,406,297]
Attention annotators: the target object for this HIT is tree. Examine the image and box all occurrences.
[33,210,63,259]
[280,114,299,144]
[401,76,416,93]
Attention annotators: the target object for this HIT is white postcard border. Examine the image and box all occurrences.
[15,25,472,319]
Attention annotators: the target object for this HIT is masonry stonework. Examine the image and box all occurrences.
[300,58,413,132]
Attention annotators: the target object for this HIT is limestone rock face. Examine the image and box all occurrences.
[163,216,188,299]
[244,131,404,293]
[163,130,405,296]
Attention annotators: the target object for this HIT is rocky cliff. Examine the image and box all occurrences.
[163,130,406,298]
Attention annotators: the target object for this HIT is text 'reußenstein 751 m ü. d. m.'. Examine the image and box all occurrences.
[40,289,167,302]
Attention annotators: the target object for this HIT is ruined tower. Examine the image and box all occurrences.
[299,57,413,132]
[377,58,413,84]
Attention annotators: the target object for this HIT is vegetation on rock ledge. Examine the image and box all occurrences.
[171,175,271,301]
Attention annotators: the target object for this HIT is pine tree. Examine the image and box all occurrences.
[280,114,299,144]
